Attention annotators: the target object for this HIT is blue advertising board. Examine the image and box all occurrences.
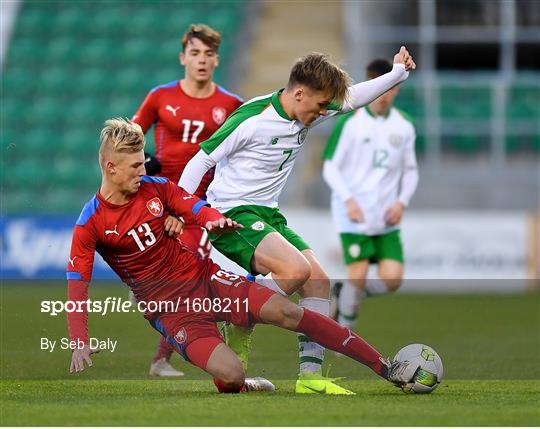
[1,216,118,279]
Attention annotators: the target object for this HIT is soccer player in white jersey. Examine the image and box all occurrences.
[323,59,419,331]
[179,48,416,395]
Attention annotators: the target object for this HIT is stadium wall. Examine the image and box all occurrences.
[1,210,535,293]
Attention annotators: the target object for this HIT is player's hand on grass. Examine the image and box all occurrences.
[205,217,243,234]
[164,215,184,237]
[393,46,416,71]
[346,198,364,223]
[70,345,100,373]
[385,202,405,225]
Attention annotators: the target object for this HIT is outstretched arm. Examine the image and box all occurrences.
[67,224,100,373]
[342,46,416,113]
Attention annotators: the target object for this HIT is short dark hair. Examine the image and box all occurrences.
[366,59,392,79]
[287,53,351,105]
[181,24,221,52]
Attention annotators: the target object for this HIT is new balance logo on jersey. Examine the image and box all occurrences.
[146,197,164,217]
[105,225,119,236]
[68,256,77,267]
[166,105,180,117]
[182,195,194,200]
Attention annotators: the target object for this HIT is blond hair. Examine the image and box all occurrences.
[98,118,145,168]
[181,23,221,52]
[287,53,351,106]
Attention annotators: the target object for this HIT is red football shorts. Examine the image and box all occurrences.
[148,260,275,363]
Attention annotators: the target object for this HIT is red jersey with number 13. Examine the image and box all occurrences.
[132,81,243,196]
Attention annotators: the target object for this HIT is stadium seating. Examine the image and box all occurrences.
[2,2,245,214]
[395,80,539,156]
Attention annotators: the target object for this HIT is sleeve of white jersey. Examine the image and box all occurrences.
[341,64,409,113]
[178,151,217,194]
[398,128,419,206]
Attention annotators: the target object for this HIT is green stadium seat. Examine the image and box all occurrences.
[75,68,115,94]
[127,7,162,34]
[79,38,114,66]
[440,86,491,119]
[1,188,40,214]
[55,8,92,34]
[1,128,17,148]
[27,96,66,124]
[40,67,70,94]
[394,86,425,120]
[9,158,50,188]
[108,96,138,117]
[68,99,104,125]
[3,67,37,97]
[46,37,78,64]
[92,10,126,36]
[6,37,47,66]
[19,129,56,156]
[42,188,90,214]
[505,134,540,153]
[156,38,183,64]
[507,86,540,119]
[113,68,148,92]
[2,97,27,127]
[442,135,488,153]
[121,38,151,64]
[16,5,50,36]
[3,0,245,215]
[414,134,426,155]
[58,128,100,156]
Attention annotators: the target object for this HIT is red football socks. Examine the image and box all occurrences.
[153,336,174,362]
[296,308,385,377]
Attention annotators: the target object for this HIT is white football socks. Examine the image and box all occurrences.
[337,281,362,329]
[364,276,390,296]
[298,297,330,374]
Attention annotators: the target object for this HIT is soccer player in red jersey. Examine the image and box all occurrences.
[67,119,418,393]
[131,24,243,375]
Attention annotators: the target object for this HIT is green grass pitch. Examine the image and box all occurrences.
[1,282,539,426]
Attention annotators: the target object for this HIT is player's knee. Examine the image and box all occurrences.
[220,361,245,388]
[349,276,366,290]
[380,275,402,292]
[284,259,312,286]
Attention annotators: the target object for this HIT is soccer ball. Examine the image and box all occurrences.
[394,344,443,393]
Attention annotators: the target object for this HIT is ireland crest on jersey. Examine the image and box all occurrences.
[389,134,403,148]
[146,197,164,217]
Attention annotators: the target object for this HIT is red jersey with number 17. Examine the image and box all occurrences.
[132,81,243,196]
